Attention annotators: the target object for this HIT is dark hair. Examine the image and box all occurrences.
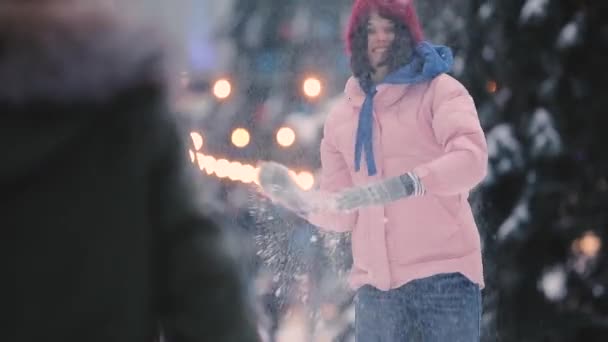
[349,9,413,88]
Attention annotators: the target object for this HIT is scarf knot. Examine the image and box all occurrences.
[354,41,454,176]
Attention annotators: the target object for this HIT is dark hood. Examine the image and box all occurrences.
[0,3,168,185]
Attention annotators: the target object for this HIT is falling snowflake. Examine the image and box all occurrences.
[520,0,549,23]
[538,265,568,301]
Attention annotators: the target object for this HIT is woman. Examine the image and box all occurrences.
[259,0,487,340]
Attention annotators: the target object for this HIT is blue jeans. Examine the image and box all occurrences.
[355,273,481,342]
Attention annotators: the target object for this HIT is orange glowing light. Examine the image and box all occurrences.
[213,79,232,99]
[303,77,322,98]
[231,128,250,148]
[276,127,296,147]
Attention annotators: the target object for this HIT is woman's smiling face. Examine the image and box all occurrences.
[366,11,396,70]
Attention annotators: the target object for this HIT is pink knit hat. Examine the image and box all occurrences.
[346,0,424,54]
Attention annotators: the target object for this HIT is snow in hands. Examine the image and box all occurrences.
[257,161,334,216]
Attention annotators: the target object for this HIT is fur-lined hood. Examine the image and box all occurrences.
[0,2,170,185]
[0,2,168,107]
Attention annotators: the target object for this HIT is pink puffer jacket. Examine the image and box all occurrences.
[308,74,488,291]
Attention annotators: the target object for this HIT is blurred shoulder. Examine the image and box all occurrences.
[0,2,168,105]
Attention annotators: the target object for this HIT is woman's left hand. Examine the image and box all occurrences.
[334,172,424,212]
[334,187,374,212]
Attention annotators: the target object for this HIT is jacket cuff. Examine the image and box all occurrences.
[407,171,426,196]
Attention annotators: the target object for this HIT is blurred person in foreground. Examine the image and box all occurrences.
[1,2,259,342]
[258,0,488,340]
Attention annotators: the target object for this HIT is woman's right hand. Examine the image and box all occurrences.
[257,161,325,216]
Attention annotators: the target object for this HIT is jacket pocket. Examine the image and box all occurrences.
[386,195,467,264]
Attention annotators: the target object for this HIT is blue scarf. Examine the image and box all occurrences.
[354,41,454,176]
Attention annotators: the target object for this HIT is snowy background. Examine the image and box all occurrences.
[112,0,607,341]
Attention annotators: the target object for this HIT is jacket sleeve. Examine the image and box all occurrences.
[150,109,260,342]
[307,108,358,232]
[413,75,488,196]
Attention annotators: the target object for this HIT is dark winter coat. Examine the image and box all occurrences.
[1,4,259,342]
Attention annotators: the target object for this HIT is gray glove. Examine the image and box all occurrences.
[335,172,425,212]
[257,161,324,216]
